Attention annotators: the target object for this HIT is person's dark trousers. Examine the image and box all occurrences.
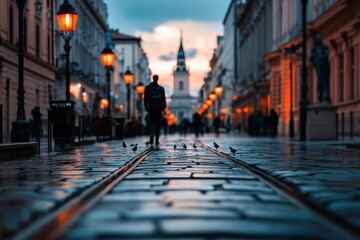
[149,111,162,144]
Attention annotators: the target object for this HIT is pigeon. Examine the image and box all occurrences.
[132,144,138,153]
[173,144,177,150]
[183,144,187,150]
[229,147,237,155]
[193,144,197,149]
[122,141,127,148]
[213,142,220,150]
[145,141,150,147]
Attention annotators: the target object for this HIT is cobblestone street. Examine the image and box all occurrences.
[1,134,360,239]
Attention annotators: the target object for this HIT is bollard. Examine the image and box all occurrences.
[35,106,40,155]
[341,112,344,140]
[48,109,52,153]
[0,104,3,144]
[350,111,353,139]
[335,112,338,140]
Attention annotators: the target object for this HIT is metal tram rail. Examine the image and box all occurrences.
[197,140,360,240]
[13,145,158,240]
[14,140,360,240]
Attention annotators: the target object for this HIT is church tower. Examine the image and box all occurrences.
[173,31,190,95]
[170,31,195,122]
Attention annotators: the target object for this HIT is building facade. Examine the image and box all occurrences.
[169,33,197,122]
[0,0,56,141]
[233,0,273,134]
[111,30,151,124]
[265,0,360,137]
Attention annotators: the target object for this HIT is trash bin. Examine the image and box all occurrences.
[114,117,125,139]
[49,100,75,146]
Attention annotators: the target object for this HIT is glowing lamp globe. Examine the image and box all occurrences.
[136,82,145,95]
[209,92,216,101]
[214,84,223,96]
[206,99,212,106]
[101,45,115,67]
[56,0,78,31]
[124,67,134,85]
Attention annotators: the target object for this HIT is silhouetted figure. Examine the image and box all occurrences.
[247,114,254,136]
[94,117,102,141]
[162,117,168,136]
[144,75,166,145]
[192,112,202,138]
[226,116,231,134]
[180,118,190,136]
[311,34,330,102]
[269,108,279,137]
[213,116,220,137]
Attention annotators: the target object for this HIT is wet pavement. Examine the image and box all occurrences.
[1,134,360,239]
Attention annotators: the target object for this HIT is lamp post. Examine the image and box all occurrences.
[11,0,30,142]
[136,81,145,134]
[124,67,134,120]
[300,0,309,141]
[56,0,78,100]
[101,44,115,116]
[209,91,216,118]
[285,44,297,138]
[214,83,223,116]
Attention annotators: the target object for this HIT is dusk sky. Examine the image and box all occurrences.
[104,0,231,96]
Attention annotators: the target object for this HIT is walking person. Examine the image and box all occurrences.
[144,75,166,145]
[269,108,279,137]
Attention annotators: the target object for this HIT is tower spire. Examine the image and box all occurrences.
[176,30,186,72]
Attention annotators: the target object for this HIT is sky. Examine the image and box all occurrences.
[104,0,231,96]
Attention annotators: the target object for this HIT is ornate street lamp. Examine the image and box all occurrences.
[136,82,145,96]
[300,0,309,141]
[11,0,30,142]
[206,99,212,106]
[56,0,78,100]
[124,67,134,120]
[136,81,145,134]
[214,84,223,116]
[209,92,216,101]
[101,44,115,116]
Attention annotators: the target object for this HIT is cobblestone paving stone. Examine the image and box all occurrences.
[63,137,343,239]
[201,135,360,230]
[0,137,148,238]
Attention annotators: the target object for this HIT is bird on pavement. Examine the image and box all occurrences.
[132,144,138,153]
[145,141,149,147]
[173,144,177,150]
[214,142,220,150]
[193,144,197,149]
[229,147,237,155]
[122,141,127,148]
[183,144,187,150]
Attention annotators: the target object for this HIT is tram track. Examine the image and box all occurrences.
[12,138,360,240]
[13,145,157,240]
[197,140,360,240]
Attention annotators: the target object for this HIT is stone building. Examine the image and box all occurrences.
[111,30,151,124]
[233,0,273,134]
[0,0,57,141]
[265,0,360,137]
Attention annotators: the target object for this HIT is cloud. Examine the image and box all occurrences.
[159,48,197,61]
[136,20,223,96]
[159,52,176,61]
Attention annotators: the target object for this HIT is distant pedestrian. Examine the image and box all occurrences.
[269,108,279,137]
[192,112,202,138]
[226,116,231,134]
[144,75,166,145]
[213,116,220,137]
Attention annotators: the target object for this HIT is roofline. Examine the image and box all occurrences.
[223,0,235,25]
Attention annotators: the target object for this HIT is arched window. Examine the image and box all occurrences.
[179,81,184,91]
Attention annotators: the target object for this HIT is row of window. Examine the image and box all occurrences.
[8,5,53,64]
